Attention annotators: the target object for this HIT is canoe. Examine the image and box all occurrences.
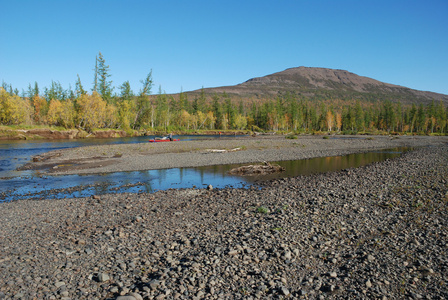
[149,139,180,143]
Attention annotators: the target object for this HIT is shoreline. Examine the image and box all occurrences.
[19,135,448,175]
[1,143,447,299]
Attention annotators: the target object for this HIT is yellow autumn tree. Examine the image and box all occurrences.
[76,92,107,130]
[233,113,247,130]
[117,100,135,130]
[335,112,342,132]
[205,111,216,129]
[47,99,63,126]
[32,95,48,124]
[0,88,33,125]
[196,111,207,129]
[60,99,76,128]
[180,110,191,129]
[326,111,334,132]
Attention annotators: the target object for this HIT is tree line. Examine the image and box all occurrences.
[1,52,447,135]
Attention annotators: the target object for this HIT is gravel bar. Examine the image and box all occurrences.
[1,138,447,299]
[21,135,448,175]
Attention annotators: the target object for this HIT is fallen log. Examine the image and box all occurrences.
[205,147,242,153]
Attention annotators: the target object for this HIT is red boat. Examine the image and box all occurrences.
[149,138,180,143]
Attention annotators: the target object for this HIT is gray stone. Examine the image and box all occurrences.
[281,287,290,295]
[116,296,137,300]
[98,273,110,282]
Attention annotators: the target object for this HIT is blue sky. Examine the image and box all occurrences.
[1,0,447,96]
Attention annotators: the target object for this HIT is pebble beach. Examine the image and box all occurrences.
[1,135,447,299]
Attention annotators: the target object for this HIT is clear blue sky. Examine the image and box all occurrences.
[1,0,447,96]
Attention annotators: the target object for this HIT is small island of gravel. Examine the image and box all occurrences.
[20,135,448,175]
[1,135,447,299]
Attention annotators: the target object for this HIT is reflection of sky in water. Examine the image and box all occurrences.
[0,147,409,202]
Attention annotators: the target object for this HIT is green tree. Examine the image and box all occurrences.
[139,70,153,97]
[212,94,223,129]
[416,104,426,132]
[75,74,86,97]
[132,70,154,129]
[92,55,98,93]
[119,81,134,100]
[97,52,113,100]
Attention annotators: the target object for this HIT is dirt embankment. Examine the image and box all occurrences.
[0,128,128,140]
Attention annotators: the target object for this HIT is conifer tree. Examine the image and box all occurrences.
[97,52,113,100]
[119,81,134,100]
[75,74,86,97]
[92,55,98,93]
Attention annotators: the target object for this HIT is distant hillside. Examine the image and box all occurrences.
[190,67,448,106]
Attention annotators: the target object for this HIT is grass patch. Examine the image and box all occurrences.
[256,206,269,214]
[286,135,298,139]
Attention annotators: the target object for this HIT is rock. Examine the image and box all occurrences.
[228,250,239,255]
[281,287,290,296]
[129,293,143,300]
[98,273,110,282]
[149,279,160,290]
[116,296,137,300]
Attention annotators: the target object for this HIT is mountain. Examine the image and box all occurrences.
[191,67,448,106]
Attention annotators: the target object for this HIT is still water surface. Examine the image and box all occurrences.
[0,135,408,202]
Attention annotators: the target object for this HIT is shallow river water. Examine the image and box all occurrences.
[0,135,409,202]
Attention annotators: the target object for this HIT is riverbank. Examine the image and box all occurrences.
[20,134,448,175]
[0,126,248,140]
[0,127,128,140]
[1,144,447,299]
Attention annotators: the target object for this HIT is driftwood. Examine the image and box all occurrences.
[228,162,285,176]
[205,147,242,153]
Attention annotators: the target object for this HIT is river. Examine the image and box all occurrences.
[0,135,408,202]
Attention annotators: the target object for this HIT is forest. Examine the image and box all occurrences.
[1,53,447,135]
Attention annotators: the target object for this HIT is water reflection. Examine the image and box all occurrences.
[0,147,410,202]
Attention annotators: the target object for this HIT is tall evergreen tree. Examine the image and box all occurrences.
[97,52,113,100]
[92,55,98,93]
[119,81,134,100]
[139,70,153,97]
[33,82,39,97]
[132,70,154,129]
[75,74,86,97]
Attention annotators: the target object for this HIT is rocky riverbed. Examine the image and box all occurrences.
[1,141,447,299]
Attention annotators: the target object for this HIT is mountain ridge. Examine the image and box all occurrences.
[190,67,448,105]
